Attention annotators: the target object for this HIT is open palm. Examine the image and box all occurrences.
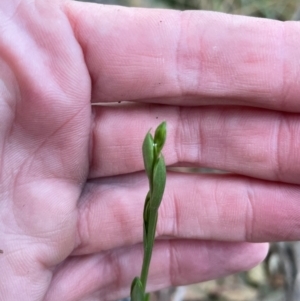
[2,1,300,300]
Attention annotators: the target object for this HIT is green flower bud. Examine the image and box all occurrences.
[150,156,166,209]
[154,121,166,156]
[142,132,154,182]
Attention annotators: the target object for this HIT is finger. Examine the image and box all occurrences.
[74,172,300,255]
[45,240,268,301]
[90,104,300,184]
[65,3,300,111]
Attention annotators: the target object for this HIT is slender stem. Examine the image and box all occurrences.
[140,210,157,292]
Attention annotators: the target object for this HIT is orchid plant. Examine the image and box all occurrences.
[130,121,167,301]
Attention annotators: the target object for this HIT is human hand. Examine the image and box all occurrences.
[1,1,300,300]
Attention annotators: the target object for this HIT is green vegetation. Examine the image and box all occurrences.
[162,0,299,20]
[130,122,167,301]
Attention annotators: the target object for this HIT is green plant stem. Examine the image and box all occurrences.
[140,209,158,291]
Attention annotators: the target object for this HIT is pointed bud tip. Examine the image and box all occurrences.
[154,121,167,154]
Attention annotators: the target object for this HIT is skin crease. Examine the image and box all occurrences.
[1,0,300,300]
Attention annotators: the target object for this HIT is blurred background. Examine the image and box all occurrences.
[77,0,300,300]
